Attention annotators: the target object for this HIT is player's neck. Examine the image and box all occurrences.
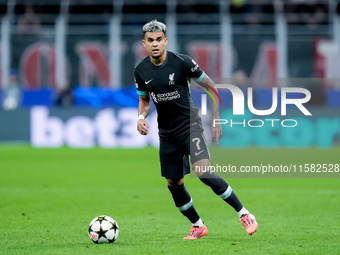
[150,50,167,66]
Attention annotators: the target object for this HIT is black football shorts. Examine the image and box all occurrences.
[159,126,210,180]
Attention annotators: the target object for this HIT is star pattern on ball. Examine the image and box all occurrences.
[111,222,118,232]
[98,216,105,223]
[89,216,119,244]
[97,226,109,240]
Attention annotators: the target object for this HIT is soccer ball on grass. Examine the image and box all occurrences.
[88,215,119,244]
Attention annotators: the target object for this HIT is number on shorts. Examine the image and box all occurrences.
[192,137,201,151]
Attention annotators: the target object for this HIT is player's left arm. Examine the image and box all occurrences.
[196,73,222,144]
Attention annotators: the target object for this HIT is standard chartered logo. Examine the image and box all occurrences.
[153,91,181,103]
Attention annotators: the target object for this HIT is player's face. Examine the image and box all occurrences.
[142,32,168,60]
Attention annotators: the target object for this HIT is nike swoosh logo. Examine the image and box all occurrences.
[195,150,204,156]
[145,79,153,84]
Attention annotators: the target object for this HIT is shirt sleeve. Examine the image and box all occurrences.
[182,54,205,82]
[134,69,148,96]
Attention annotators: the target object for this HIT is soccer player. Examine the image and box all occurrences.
[135,20,258,239]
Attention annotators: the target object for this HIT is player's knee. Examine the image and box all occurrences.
[199,172,228,195]
[167,178,184,186]
[167,183,191,208]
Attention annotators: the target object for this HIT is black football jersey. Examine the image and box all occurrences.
[134,51,205,138]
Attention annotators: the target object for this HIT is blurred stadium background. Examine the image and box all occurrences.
[1,2,339,254]
[0,0,339,148]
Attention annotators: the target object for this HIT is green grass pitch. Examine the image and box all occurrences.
[0,145,339,255]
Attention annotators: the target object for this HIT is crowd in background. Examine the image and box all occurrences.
[0,0,338,109]
[7,0,335,26]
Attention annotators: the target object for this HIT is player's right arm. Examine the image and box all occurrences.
[134,66,150,135]
[137,94,150,135]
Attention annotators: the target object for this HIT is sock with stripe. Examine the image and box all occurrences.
[199,171,243,212]
[168,184,200,224]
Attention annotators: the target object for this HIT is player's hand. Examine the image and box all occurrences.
[137,119,149,135]
[211,123,222,144]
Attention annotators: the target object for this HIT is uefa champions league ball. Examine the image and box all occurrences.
[88,215,119,244]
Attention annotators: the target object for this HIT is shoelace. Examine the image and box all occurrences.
[188,227,201,236]
[242,219,251,227]
[238,216,251,227]
[189,229,197,235]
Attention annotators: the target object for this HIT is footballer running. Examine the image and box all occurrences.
[135,20,258,239]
